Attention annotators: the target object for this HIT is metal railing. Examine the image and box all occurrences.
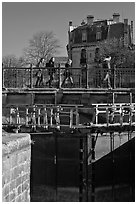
[2,103,135,132]
[2,66,135,89]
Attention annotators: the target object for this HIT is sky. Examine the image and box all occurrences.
[2,1,135,58]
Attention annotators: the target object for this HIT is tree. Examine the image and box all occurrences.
[98,38,135,68]
[2,55,18,67]
[2,55,26,67]
[24,31,61,65]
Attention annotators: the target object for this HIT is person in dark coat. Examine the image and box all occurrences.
[61,59,73,87]
[46,57,55,87]
[35,58,44,87]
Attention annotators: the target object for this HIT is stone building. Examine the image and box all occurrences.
[67,13,133,68]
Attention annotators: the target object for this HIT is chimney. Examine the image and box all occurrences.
[87,15,94,25]
[124,19,128,33]
[113,13,120,23]
[69,21,73,32]
[81,20,85,25]
[69,21,72,26]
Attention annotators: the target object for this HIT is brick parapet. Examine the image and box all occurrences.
[2,132,31,202]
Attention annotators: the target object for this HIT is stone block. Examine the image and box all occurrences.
[10,180,16,192]
[17,185,22,195]
[16,176,22,188]
[3,183,10,198]
[2,132,31,202]
[2,170,11,186]
[11,153,18,168]
[9,190,16,201]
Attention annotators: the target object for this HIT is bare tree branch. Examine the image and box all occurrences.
[23,31,61,65]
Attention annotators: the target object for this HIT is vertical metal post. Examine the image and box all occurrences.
[130,92,133,104]
[58,65,61,89]
[2,64,5,89]
[56,106,60,130]
[85,135,88,201]
[113,65,116,89]
[86,66,89,89]
[79,137,84,202]
[9,108,13,124]
[16,107,20,133]
[70,108,73,128]
[32,105,36,131]
[30,66,33,88]
[54,133,58,201]
[95,105,98,125]
[37,107,41,127]
[91,134,95,202]
[119,104,123,126]
[50,108,53,127]
[76,106,79,127]
[16,107,20,125]
[26,107,29,126]
[43,107,48,129]
[110,132,115,201]
[112,92,115,104]
[106,107,109,126]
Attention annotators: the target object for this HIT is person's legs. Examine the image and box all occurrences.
[69,76,73,86]
[61,77,67,87]
[39,76,43,87]
[48,74,53,87]
[107,73,112,89]
[35,77,40,87]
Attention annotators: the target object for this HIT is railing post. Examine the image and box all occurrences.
[32,105,36,131]
[119,104,123,126]
[37,107,41,127]
[86,66,89,89]
[76,106,79,127]
[9,108,13,124]
[56,106,60,130]
[95,105,98,125]
[106,107,109,126]
[91,134,96,202]
[30,65,33,88]
[113,65,116,89]
[70,108,73,128]
[43,107,48,129]
[26,107,29,126]
[50,107,53,127]
[58,65,61,89]
[2,64,5,89]
[16,107,20,125]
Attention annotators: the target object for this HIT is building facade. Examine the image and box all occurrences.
[67,13,133,68]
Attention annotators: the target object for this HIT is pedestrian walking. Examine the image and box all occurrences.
[61,59,73,87]
[35,68,43,87]
[46,57,55,87]
[35,58,44,87]
[103,56,112,89]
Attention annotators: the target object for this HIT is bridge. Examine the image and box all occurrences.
[2,66,135,201]
[2,66,135,106]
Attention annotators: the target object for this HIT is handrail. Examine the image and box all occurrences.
[2,66,135,89]
[2,103,135,131]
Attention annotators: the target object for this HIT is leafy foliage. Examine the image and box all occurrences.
[99,38,135,68]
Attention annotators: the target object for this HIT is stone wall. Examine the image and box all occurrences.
[2,131,31,202]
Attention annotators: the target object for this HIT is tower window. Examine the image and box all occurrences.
[80,49,87,65]
[94,47,101,63]
[96,26,102,41]
[96,31,102,40]
[82,30,87,42]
